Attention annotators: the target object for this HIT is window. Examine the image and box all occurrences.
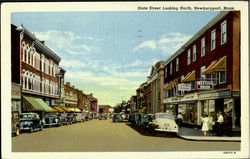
[211,29,216,50]
[221,21,227,44]
[170,62,172,75]
[211,73,217,85]
[201,38,205,57]
[187,49,191,65]
[200,66,206,81]
[191,81,196,90]
[176,58,179,72]
[193,45,196,62]
[165,67,168,78]
[41,55,44,72]
[219,71,226,84]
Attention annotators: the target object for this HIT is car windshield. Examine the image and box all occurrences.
[159,114,172,119]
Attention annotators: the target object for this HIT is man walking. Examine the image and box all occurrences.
[176,113,183,128]
[216,112,224,136]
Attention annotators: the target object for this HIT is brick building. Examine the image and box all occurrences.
[163,11,240,134]
[11,24,61,118]
[87,93,98,118]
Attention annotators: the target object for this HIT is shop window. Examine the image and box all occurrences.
[193,45,196,62]
[219,71,226,84]
[221,20,227,45]
[211,73,217,85]
[187,49,191,65]
[201,37,205,57]
[191,81,196,90]
[211,29,216,50]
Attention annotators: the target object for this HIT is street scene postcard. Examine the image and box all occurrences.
[1,1,249,159]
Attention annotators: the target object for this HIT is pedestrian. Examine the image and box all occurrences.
[215,112,224,136]
[208,115,214,136]
[201,115,211,136]
[176,113,183,128]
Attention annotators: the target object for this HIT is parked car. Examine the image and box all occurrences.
[70,114,77,124]
[149,113,178,133]
[140,114,154,129]
[61,113,72,125]
[99,113,107,120]
[113,113,123,122]
[75,113,86,122]
[44,113,62,127]
[12,111,20,136]
[20,113,43,133]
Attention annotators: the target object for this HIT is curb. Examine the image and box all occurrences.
[177,134,241,142]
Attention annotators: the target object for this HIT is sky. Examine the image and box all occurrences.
[11,11,219,106]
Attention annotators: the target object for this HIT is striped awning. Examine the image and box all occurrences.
[203,57,226,74]
[47,106,58,113]
[23,96,52,112]
[181,71,195,83]
[61,106,72,113]
[202,61,217,75]
[67,107,81,113]
[164,82,172,90]
[53,106,66,113]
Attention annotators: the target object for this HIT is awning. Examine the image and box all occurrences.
[61,106,72,113]
[23,96,52,112]
[140,107,147,113]
[164,82,172,90]
[181,71,195,82]
[47,106,58,113]
[163,100,196,105]
[53,106,66,113]
[172,78,178,88]
[210,56,226,72]
[202,61,217,75]
[203,57,225,74]
[67,107,81,113]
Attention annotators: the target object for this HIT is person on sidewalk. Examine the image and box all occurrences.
[215,112,224,136]
[176,113,183,128]
[201,115,211,136]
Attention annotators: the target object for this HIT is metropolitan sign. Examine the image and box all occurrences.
[178,83,191,91]
[197,81,213,89]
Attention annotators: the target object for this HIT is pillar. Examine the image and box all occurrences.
[197,101,202,125]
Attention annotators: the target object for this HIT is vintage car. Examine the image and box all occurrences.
[113,113,123,122]
[75,113,86,122]
[149,113,178,133]
[70,114,77,124]
[61,113,72,125]
[44,113,62,127]
[20,113,43,133]
[140,114,154,128]
[12,111,20,136]
[99,113,107,120]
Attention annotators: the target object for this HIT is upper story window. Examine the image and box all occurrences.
[201,37,205,57]
[211,29,216,50]
[165,66,168,78]
[170,62,172,75]
[221,20,227,45]
[176,57,179,72]
[41,55,44,72]
[45,58,49,74]
[219,71,226,84]
[193,45,196,62]
[187,49,191,65]
[200,66,206,81]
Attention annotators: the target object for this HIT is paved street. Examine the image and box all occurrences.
[12,119,240,152]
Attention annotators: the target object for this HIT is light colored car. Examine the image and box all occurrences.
[75,113,86,122]
[149,113,178,133]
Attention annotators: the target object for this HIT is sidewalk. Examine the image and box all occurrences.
[177,127,241,142]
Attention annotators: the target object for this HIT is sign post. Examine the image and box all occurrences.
[178,83,191,91]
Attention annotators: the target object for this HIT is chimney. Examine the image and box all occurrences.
[72,85,75,89]
[66,82,70,87]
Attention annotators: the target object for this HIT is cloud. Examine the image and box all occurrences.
[60,59,86,69]
[159,32,192,55]
[133,40,156,52]
[34,30,92,55]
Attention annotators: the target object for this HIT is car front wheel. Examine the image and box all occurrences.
[29,126,33,133]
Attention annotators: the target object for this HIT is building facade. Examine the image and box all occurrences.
[163,11,240,134]
[148,61,166,113]
[11,24,61,119]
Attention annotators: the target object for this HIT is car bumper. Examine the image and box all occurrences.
[155,128,178,133]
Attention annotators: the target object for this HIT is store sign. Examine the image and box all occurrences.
[197,81,213,89]
[178,83,191,91]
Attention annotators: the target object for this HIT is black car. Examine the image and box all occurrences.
[61,113,72,125]
[44,113,62,127]
[99,114,107,120]
[20,113,43,133]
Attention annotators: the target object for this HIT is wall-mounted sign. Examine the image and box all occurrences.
[197,81,213,89]
[178,83,191,91]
